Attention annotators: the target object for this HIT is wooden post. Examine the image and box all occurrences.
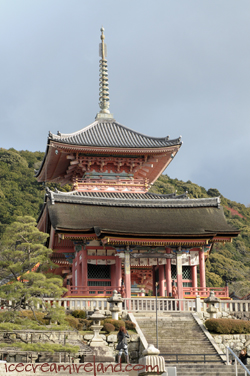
[159,265,165,296]
[116,257,122,290]
[124,249,131,299]
[166,248,172,296]
[199,247,206,292]
[176,248,183,299]
[191,265,198,293]
[110,264,115,290]
[82,247,88,295]
[152,266,156,296]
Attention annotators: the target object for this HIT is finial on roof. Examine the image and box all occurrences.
[96,27,114,120]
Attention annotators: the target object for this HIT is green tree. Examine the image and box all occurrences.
[0,216,66,320]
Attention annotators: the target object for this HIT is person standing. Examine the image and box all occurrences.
[116,326,130,363]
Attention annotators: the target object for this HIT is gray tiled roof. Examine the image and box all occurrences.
[45,191,238,237]
[46,188,220,209]
[70,191,188,200]
[49,120,182,148]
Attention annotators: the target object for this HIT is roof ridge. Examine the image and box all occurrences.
[49,119,182,144]
[47,188,221,208]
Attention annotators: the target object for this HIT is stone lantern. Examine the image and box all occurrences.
[204,290,221,319]
[107,290,124,320]
[89,308,105,347]
[88,308,115,362]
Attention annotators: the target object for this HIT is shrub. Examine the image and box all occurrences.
[205,319,250,334]
[19,310,47,324]
[71,310,86,319]
[65,315,79,330]
[104,319,125,331]
[80,319,93,329]
[103,323,115,333]
[125,320,136,330]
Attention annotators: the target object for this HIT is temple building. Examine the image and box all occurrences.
[36,28,239,299]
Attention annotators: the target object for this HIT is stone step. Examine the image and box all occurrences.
[174,364,250,376]
[141,333,208,338]
[136,313,223,364]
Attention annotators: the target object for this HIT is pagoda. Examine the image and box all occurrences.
[36,28,239,300]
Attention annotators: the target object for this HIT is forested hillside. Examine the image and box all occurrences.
[1,148,250,296]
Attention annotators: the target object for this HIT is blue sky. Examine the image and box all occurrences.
[0,1,249,205]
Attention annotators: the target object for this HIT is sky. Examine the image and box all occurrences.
[0,1,249,206]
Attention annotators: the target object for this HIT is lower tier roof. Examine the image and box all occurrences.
[38,189,239,239]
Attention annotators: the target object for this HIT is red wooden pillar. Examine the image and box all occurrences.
[152,266,156,296]
[82,247,88,295]
[116,257,122,290]
[72,258,75,289]
[76,248,83,289]
[199,247,206,292]
[176,248,183,299]
[165,249,172,296]
[110,264,116,289]
[191,265,197,293]
[159,265,165,296]
[78,260,82,288]
[124,251,131,299]
[74,251,79,287]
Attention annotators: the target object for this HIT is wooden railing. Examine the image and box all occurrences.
[183,286,229,298]
[65,285,229,298]
[65,285,122,296]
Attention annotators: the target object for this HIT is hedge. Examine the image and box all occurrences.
[205,319,250,334]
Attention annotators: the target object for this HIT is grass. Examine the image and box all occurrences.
[0,342,79,354]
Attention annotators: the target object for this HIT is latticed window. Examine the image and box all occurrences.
[88,264,111,279]
[182,266,191,280]
[171,264,177,279]
[171,265,191,280]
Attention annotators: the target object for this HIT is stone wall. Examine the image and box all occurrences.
[212,333,250,360]
[0,330,140,364]
[0,330,81,345]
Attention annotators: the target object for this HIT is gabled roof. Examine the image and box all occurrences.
[49,119,182,149]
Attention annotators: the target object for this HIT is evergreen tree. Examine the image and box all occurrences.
[0,216,66,319]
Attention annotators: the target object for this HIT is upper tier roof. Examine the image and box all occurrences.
[49,119,182,149]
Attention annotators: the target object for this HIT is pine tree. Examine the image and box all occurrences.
[0,216,66,319]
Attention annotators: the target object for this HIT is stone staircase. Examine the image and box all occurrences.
[135,312,222,364]
[134,312,250,375]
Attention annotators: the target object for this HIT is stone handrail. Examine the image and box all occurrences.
[128,312,148,354]
[123,297,196,312]
[3,297,250,314]
[202,299,250,313]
